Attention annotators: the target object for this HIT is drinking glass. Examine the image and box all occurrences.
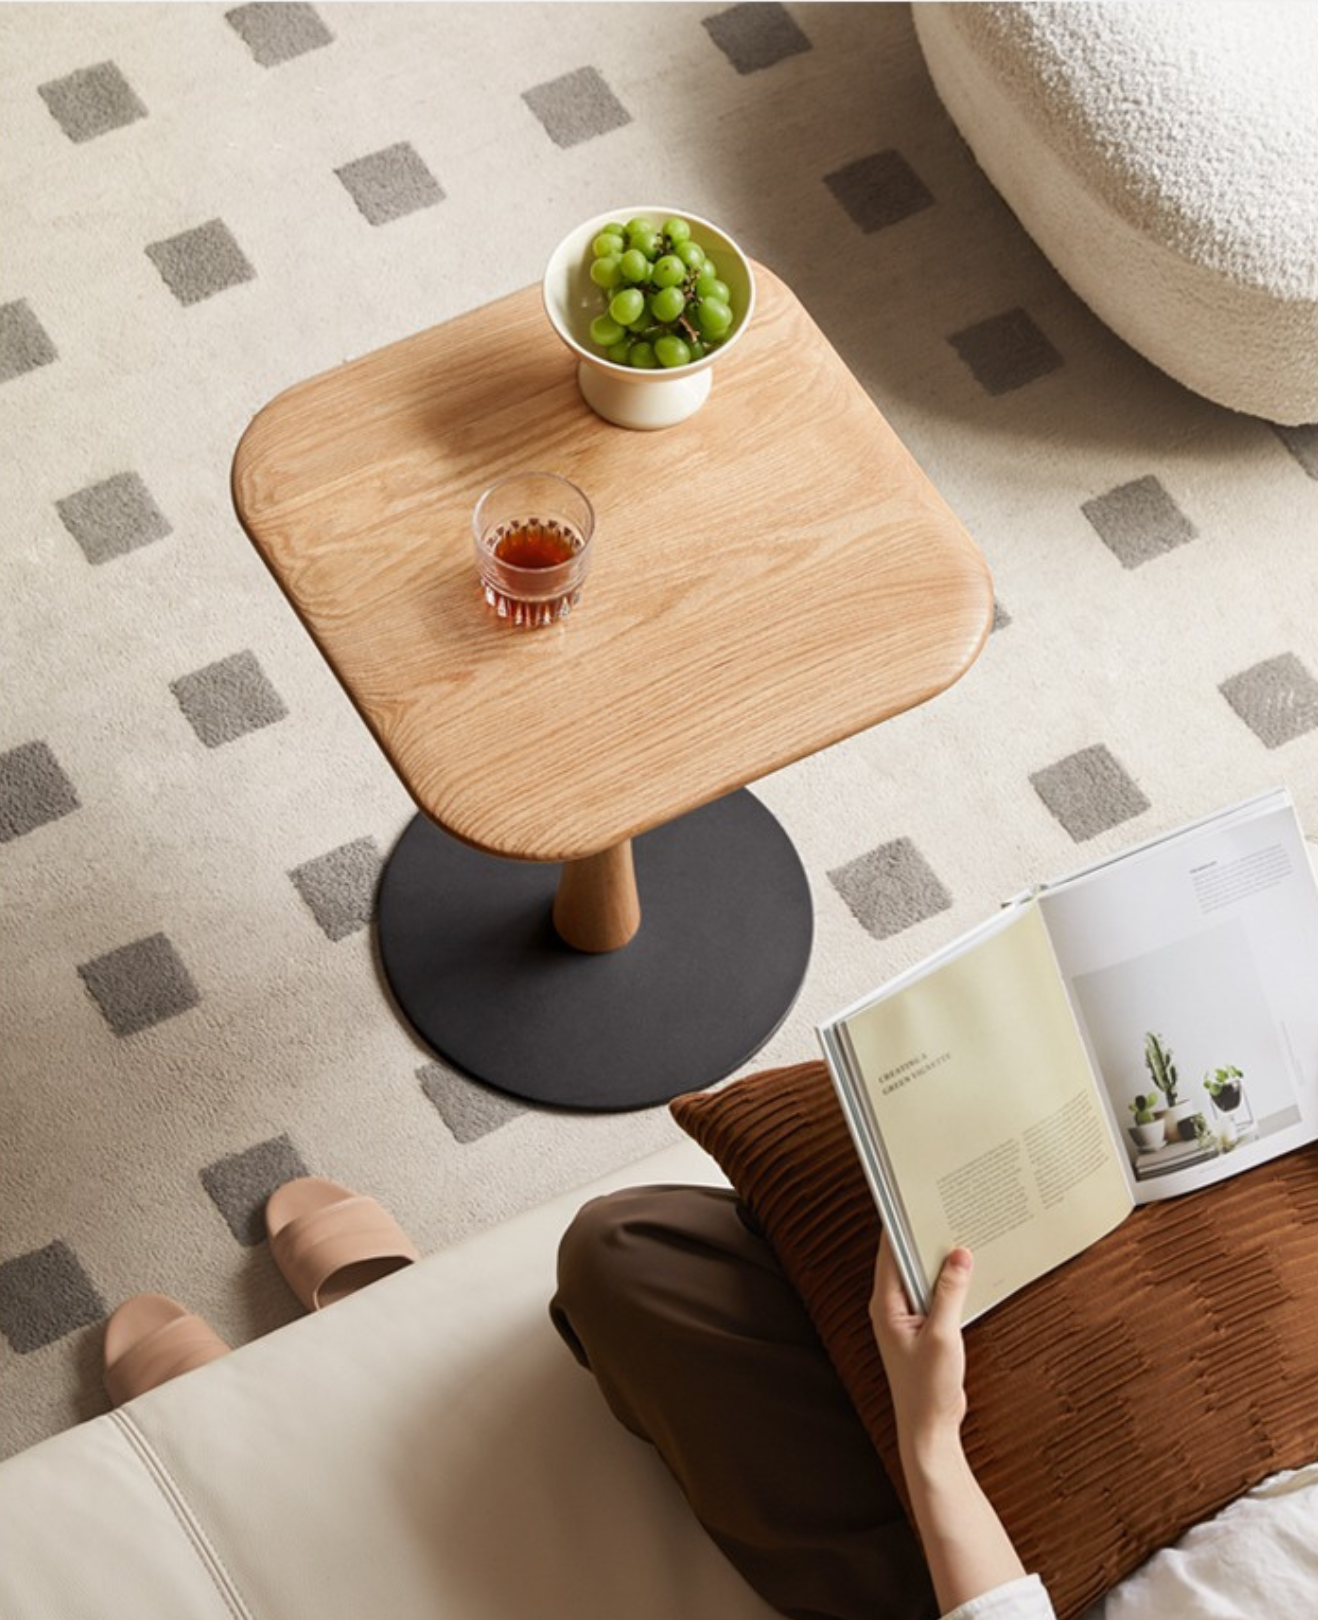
[472,473,595,628]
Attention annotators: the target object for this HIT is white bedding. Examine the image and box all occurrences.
[1086,1463,1318,1618]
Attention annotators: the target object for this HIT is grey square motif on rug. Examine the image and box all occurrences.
[226,3,333,66]
[0,300,57,383]
[146,219,256,306]
[829,836,952,941]
[1030,745,1150,842]
[336,143,444,227]
[1082,475,1197,568]
[1219,653,1318,749]
[0,741,80,843]
[56,471,172,565]
[39,61,147,143]
[1272,424,1318,481]
[702,2,811,74]
[201,1134,311,1246]
[419,1064,524,1143]
[949,307,1063,395]
[0,1242,105,1353]
[171,650,288,748]
[522,66,631,148]
[289,837,382,941]
[825,150,934,234]
[78,932,202,1036]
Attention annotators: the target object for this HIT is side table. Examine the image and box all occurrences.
[232,263,992,1109]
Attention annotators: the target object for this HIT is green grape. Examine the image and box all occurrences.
[582,218,740,368]
[653,333,692,369]
[651,254,686,289]
[590,313,626,347]
[590,255,622,289]
[695,297,732,337]
[650,284,686,323]
[609,287,646,326]
[694,273,730,303]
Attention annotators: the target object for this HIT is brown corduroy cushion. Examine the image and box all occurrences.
[671,1060,1318,1620]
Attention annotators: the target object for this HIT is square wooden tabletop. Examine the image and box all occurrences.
[232,263,993,863]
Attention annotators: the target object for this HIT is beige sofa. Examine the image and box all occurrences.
[1,1135,1314,1619]
[0,1140,779,1620]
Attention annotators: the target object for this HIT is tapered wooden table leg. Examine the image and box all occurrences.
[553,842,641,953]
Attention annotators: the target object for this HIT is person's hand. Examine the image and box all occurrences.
[870,1237,1031,1611]
[869,1233,974,1464]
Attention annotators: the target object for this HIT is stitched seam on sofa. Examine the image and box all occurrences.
[110,1410,255,1620]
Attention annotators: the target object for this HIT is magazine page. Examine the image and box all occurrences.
[1035,790,1318,1202]
[823,903,1133,1322]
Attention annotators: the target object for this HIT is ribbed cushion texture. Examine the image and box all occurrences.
[670,1061,1318,1620]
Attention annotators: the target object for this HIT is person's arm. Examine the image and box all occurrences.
[869,1238,1032,1615]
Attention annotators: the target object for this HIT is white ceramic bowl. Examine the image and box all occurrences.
[543,206,756,431]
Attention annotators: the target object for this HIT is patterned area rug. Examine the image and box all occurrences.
[1,1,1315,1458]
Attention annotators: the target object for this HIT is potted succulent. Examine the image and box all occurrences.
[1127,1093,1166,1151]
[1204,1064,1245,1112]
[1144,1032,1198,1141]
[1204,1063,1254,1148]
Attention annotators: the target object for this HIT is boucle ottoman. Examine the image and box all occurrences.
[913,2,1318,424]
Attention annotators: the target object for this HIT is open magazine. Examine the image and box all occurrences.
[817,789,1318,1323]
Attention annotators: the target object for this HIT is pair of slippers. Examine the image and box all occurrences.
[103,1176,420,1408]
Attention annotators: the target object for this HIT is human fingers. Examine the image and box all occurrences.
[926,1246,974,1334]
[871,1230,922,1339]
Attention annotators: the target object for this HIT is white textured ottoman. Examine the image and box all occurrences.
[913,2,1318,424]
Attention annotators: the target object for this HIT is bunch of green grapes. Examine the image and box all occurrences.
[585,215,736,370]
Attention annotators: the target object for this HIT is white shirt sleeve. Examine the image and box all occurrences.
[940,1573,1056,1620]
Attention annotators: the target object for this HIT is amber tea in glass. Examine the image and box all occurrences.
[472,473,595,629]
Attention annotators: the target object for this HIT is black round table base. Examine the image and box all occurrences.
[376,790,813,1111]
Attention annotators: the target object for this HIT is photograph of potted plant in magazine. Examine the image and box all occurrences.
[1041,793,1315,1195]
[819,789,1318,1323]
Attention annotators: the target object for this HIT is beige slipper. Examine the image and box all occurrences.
[265,1176,420,1311]
[104,1293,230,1407]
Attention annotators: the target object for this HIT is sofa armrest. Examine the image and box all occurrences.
[0,1138,778,1620]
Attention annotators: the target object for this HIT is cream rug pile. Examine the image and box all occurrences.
[2,1,1315,1458]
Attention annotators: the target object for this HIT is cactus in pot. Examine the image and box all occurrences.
[1127,1092,1166,1150]
[1144,1032,1196,1139]
[1144,1032,1179,1103]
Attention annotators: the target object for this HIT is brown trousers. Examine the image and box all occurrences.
[551,1185,937,1620]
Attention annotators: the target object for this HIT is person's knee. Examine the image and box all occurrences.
[551,1188,651,1367]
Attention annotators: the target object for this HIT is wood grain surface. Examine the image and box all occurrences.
[232,265,993,862]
